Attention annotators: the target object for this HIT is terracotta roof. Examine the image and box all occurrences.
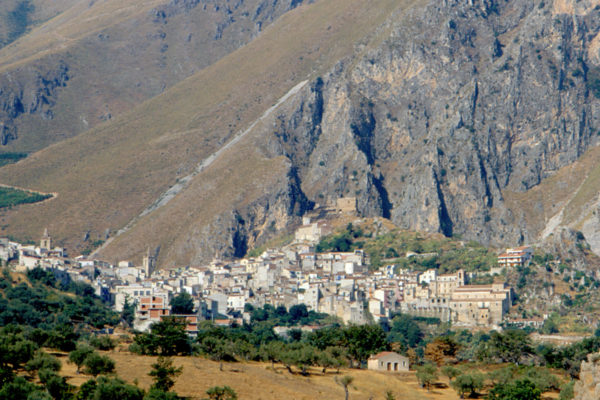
[368,351,403,360]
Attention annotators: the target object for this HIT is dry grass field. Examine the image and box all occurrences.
[56,351,460,400]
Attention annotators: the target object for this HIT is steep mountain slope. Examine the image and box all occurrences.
[1,0,600,266]
[101,0,600,264]
[0,0,79,49]
[0,0,310,151]
[0,0,410,262]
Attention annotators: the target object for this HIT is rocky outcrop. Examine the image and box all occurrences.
[575,353,600,400]
[0,60,69,145]
[540,227,600,272]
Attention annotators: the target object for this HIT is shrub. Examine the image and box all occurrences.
[90,336,116,351]
[416,363,438,390]
[83,353,115,377]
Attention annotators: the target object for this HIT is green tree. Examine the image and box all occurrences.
[0,376,46,400]
[450,373,484,398]
[282,343,317,375]
[559,381,575,400]
[122,296,136,328]
[0,329,37,374]
[204,386,237,400]
[83,353,115,377]
[441,365,461,382]
[149,357,182,392]
[90,336,116,351]
[144,388,180,400]
[387,314,424,348]
[46,324,79,352]
[541,312,560,334]
[231,339,256,361]
[486,379,541,400]
[134,317,191,356]
[317,347,347,374]
[416,363,438,391]
[288,304,309,322]
[335,375,354,400]
[69,345,95,373]
[25,351,61,376]
[479,330,532,364]
[343,325,387,367]
[75,379,97,400]
[170,292,194,315]
[93,376,144,400]
[151,317,191,356]
[487,365,517,386]
[522,366,560,392]
[260,341,284,369]
[199,337,232,371]
[38,369,73,400]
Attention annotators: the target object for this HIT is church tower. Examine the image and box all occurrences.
[40,228,52,251]
[142,247,156,278]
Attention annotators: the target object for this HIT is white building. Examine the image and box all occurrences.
[367,352,409,372]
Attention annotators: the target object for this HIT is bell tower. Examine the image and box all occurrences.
[142,247,156,278]
[40,228,52,251]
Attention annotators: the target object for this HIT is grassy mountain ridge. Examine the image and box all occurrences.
[0,0,313,153]
[0,0,417,260]
[0,0,79,50]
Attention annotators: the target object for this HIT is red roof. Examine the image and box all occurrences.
[368,351,401,360]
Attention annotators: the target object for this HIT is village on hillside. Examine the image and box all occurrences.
[0,199,534,337]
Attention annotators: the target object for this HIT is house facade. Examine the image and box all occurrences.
[367,352,409,372]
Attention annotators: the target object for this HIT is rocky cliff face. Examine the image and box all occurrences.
[575,353,600,400]
[0,60,69,145]
[256,0,600,247]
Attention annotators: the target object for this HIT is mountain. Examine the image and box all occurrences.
[1,0,600,267]
[0,0,79,49]
[0,0,311,151]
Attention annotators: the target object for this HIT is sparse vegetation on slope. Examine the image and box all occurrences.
[316,221,497,272]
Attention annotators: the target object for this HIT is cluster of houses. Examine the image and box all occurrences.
[0,217,530,335]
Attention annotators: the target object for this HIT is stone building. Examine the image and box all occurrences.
[449,283,512,327]
[400,269,466,321]
[367,352,409,372]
